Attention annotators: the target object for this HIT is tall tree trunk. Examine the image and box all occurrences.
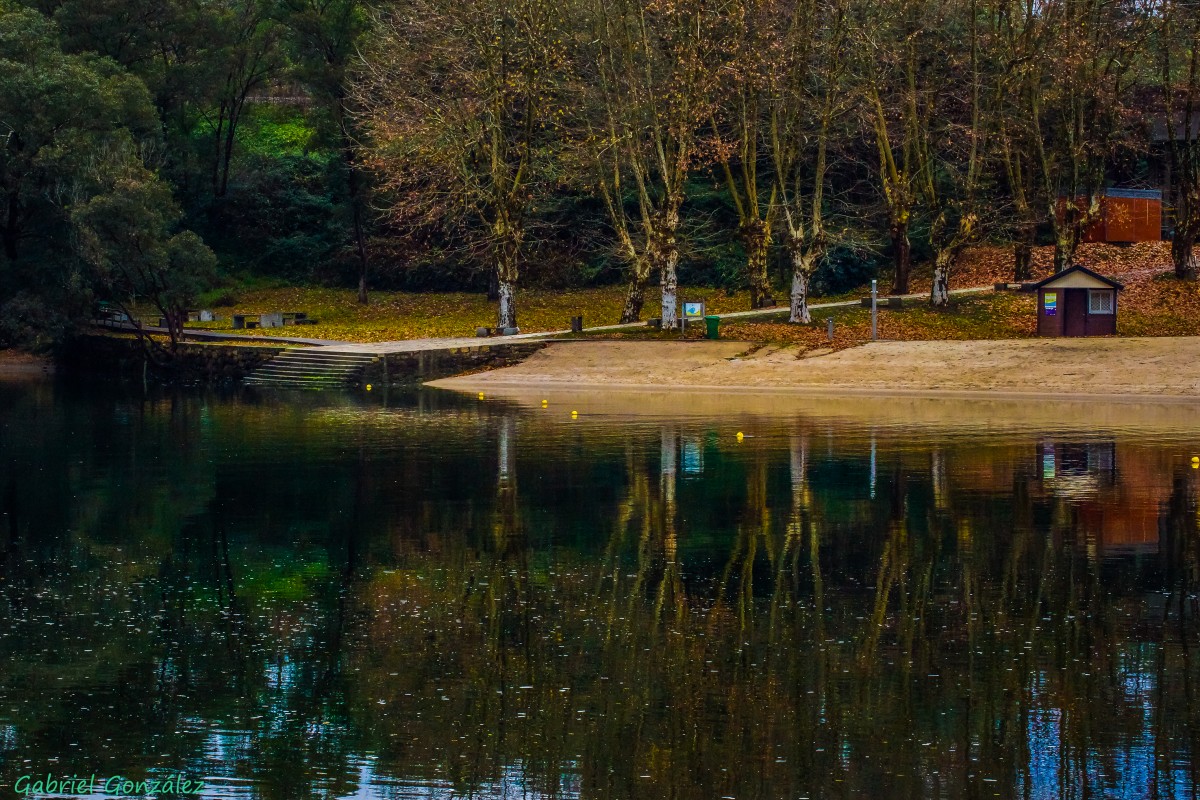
[494,216,521,329]
[651,208,680,328]
[1173,230,1198,281]
[929,213,974,308]
[1174,188,1199,280]
[620,265,649,324]
[744,219,772,309]
[660,248,679,329]
[211,103,227,198]
[1052,225,1077,273]
[217,97,245,198]
[497,279,517,329]
[786,231,822,325]
[930,250,952,307]
[1051,195,1096,272]
[3,192,18,262]
[889,219,911,295]
[1013,222,1035,281]
[789,262,812,325]
[348,163,369,305]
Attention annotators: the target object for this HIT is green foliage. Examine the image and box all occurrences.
[73,177,217,323]
[812,245,884,296]
[0,7,214,348]
[193,152,344,281]
[237,104,322,158]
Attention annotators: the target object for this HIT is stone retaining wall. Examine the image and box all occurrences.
[61,335,284,383]
[361,342,547,387]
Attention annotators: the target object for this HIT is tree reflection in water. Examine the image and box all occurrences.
[0,382,1197,799]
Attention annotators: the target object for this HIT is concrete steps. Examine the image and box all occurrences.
[244,349,379,389]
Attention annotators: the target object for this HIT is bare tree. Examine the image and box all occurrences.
[854,0,924,296]
[1157,0,1200,280]
[999,0,1144,272]
[356,0,566,328]
[925,0,991,307]
[583,0,732,328]
[708,0,776,310]
[766,0,850,323]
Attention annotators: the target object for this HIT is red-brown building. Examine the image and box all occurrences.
[1057,188,1162,242]
[1034,265,1123,337]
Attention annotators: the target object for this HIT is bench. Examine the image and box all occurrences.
[233,312,315,329]
[93,308,131,325]
[280,312,316,325]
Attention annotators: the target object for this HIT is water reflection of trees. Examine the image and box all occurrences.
[347,422,1200,799]
[1,389,1199,799]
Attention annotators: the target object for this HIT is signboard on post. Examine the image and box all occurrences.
[682,301,705,333]
[1045,292,1057,316]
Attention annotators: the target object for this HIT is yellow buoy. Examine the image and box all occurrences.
[541,399,548,407]
[366,384,372,391]
[478,392,485,400]
[736,431,744,441]
[571,410,578,418]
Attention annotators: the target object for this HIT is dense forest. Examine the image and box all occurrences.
[1,0,1198,341]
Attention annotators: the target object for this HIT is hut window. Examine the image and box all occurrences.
[1088,290,1114,314]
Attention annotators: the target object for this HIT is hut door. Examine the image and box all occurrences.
[1064,288,1087,336]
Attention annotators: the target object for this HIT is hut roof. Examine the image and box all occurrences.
[1032,265,1124,291]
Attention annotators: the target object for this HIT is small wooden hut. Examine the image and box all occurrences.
[1033,266,1123,337]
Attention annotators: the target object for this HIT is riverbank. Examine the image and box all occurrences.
[0,349,53,380]
[429,337,1200,400]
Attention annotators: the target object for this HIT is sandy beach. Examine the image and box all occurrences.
[429,337,1200,400]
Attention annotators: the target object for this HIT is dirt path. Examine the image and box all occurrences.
[429,337,1200,399]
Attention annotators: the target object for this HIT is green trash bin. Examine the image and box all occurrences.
[704,315,720,340]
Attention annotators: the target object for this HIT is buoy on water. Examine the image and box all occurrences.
[736,431,744,441]
[366,384,372,391]
[478,392,485,400]
[571,410,578,419]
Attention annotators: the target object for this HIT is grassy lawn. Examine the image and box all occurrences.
[189,285,770,342]
[173,241,1200,346]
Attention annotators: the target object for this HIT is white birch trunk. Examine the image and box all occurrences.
[930,257,950,307]
[660,253,678,329]
[790,264,812,324]
[497,280,516,329]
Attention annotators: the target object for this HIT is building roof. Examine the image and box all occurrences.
[1032,265,1124,291]
[1055,188,1161,200]
[1101,188,1161,200]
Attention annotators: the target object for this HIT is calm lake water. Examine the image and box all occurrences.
[2,377,1199,799]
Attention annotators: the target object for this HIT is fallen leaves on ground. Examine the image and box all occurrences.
[179,241,1200,345]
[725,241,1200,346]
[188,285,759,343]
[723,293,1039,351]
